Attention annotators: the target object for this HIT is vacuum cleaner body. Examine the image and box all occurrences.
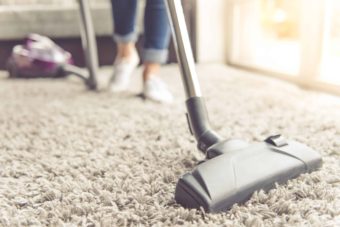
[7,0,98,90]
[7,34,73,78]
[165,0,322,213]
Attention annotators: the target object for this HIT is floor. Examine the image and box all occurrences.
[0,64,339,226]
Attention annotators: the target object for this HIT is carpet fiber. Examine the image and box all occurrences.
[0,65,339,226]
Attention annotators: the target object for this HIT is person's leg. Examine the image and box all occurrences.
[111,0,138,59]
[143,0,171,80]
[110,0,139,92]
[142,0,173,102]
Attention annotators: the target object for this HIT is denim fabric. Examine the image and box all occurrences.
[111,0,171,63]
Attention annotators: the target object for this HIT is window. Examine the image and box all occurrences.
[230,0,301,75]
[320,0,340,85]
[228,0,340,95]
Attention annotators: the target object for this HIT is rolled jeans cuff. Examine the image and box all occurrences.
[142,48,168,64]
[113,32,138,43]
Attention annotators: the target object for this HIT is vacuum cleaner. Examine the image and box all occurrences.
[165,0,322,213]
[7,0,98,90]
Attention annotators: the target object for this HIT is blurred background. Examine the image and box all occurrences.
[0,0,339,95]
[225,0,340,94]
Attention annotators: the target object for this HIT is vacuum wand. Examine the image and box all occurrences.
[165,0,202,98]
[78,0,99,90]
[165,0,222,152]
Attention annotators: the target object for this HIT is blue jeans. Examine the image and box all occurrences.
[111,0,171,64]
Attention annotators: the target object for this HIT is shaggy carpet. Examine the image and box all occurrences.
[0,65,339,226]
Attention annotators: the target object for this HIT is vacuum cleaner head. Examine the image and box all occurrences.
[7,33,73,78]
[175,136,322,213]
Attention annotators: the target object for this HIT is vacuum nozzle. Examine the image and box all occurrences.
[175,138,322,212]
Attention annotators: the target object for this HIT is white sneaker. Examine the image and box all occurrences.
[143,76,174,103]
[109,51,139,92]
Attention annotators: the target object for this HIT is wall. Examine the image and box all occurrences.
[195,0,229,63]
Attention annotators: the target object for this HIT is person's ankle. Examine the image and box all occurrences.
[143,62,160,82]
[116,43,137,61]
[143,73,157,83]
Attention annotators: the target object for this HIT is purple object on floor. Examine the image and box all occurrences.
[7,33,73,78]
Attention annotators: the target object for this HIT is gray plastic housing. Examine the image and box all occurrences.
[175,139,322,213]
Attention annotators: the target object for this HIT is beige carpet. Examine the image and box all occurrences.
[0,65,339,226]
